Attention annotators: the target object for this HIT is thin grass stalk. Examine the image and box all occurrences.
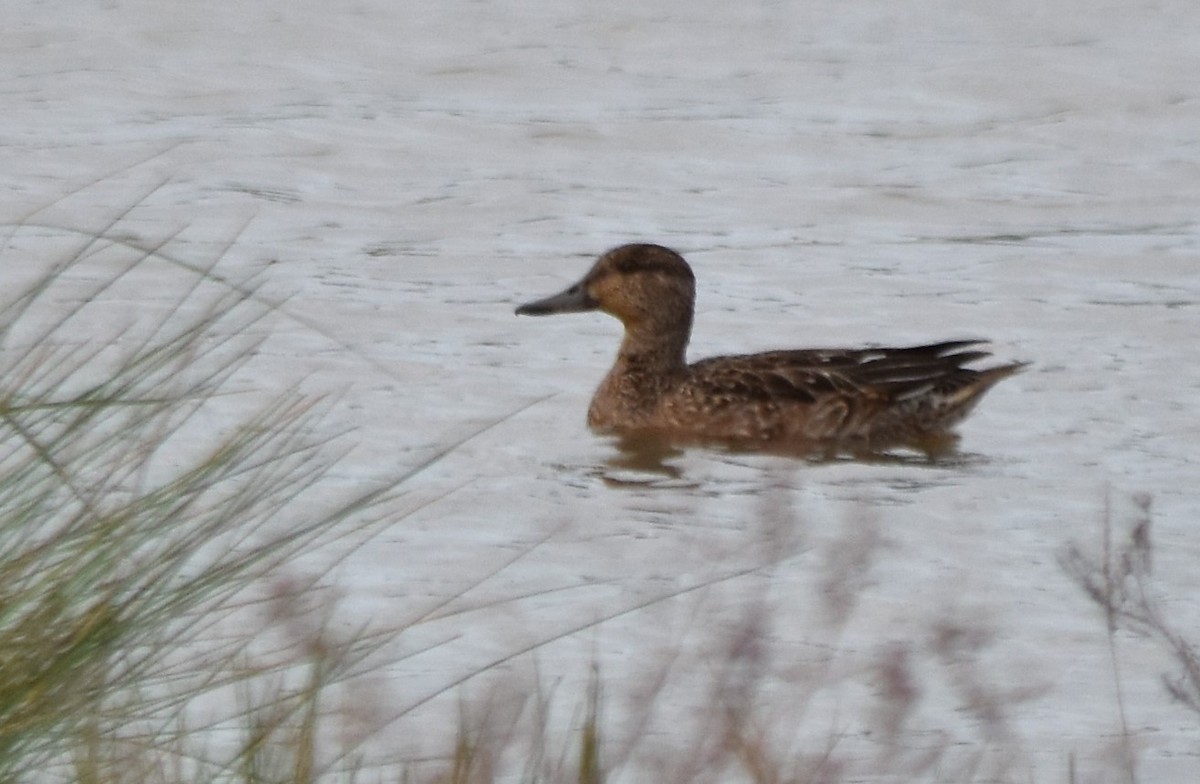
[578,667,603,784]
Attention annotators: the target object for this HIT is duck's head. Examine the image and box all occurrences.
[515,244,696,331]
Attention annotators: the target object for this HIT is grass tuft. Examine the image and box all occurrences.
[0,198,401,782]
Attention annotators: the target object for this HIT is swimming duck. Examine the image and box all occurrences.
[515,243,1025,457]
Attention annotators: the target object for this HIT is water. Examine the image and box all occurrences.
[3,0,1199,779]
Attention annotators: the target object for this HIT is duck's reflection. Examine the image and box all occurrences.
[590,430,989,488]
[598,432,687,486]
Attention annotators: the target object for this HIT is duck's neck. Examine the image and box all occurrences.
[615,317,691,373]
[588,317,691,431]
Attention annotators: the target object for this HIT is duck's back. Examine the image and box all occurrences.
[644,341,1024,453]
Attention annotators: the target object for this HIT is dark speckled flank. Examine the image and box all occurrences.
[516,244,1026,458]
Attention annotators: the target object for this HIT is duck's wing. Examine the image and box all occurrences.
[687,340,1019,405]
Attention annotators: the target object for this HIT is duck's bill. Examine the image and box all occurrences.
[515,282,598,315]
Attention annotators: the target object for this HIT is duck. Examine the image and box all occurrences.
[515,243,1025,458]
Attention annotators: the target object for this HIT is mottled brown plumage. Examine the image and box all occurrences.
[516,244,1025,457]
